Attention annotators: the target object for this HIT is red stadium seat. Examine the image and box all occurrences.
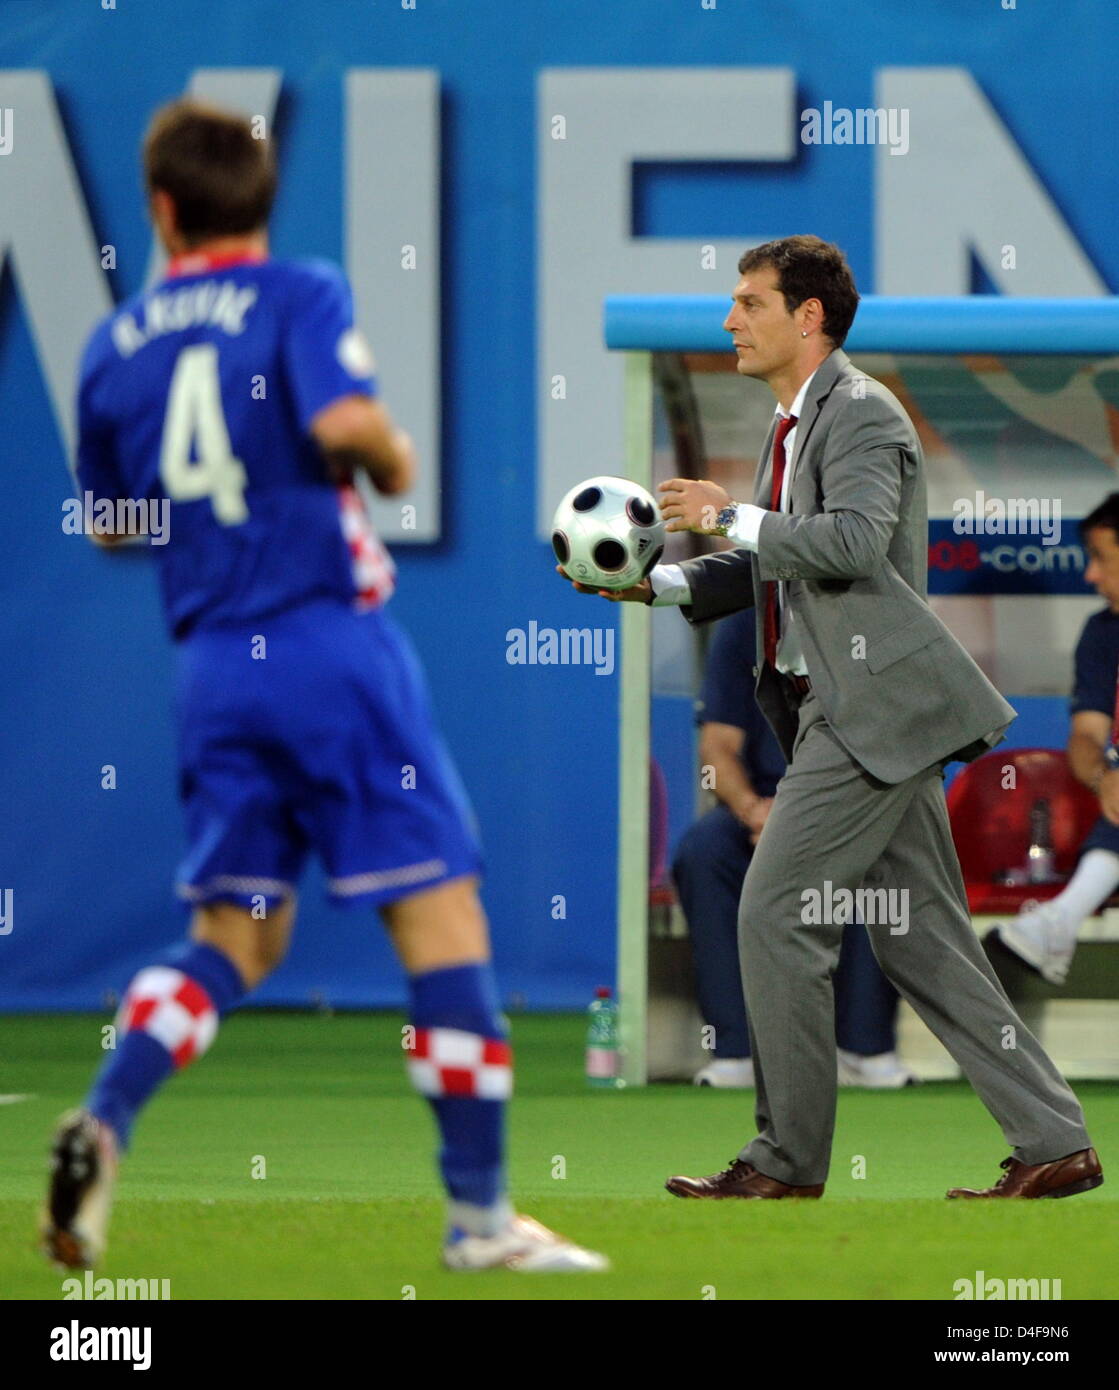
[946,748,1105,914]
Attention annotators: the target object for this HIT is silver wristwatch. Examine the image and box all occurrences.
[713,503,739,538]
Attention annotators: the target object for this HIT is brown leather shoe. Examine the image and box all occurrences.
[947,1147,1103,1200]
[665,1158,824,1200]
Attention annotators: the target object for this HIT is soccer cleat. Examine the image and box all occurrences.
[837,1049,919,1089]
[442,1214,609,1272]
[987,899,1076,985]
[693,1057,755,1088]
[41,1109,118,1270]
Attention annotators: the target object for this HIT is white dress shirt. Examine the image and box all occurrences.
[649,367,820,677]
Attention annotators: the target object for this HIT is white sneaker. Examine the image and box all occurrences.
[443,1214,609,1272]
[837,1049,919,1089]
[41,1109,118,1269]
[693,1058,755,1088]
[990,899,1076,985]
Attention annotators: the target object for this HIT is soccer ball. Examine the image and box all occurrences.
[551,476,666,591]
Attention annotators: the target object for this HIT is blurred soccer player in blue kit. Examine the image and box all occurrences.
[43,99,605,1274]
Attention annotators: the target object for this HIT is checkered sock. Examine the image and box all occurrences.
[405,962,511,1235]
[86,942,245,1149]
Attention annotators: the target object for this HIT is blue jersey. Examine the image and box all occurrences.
[76,253,395,639]
[1071,606,1119,721]
[697,608,786,798]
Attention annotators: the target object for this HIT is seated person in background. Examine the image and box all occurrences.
[992,493,1119,983]
[672,607,916,1089]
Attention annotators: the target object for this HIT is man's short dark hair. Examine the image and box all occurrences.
[1081,493,1119,542]
[143,99,276,244]
[738,235,860,348]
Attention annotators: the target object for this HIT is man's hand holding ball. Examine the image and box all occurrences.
[552,474,734,603]
[556,566,651,603]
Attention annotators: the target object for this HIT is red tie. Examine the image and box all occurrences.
[763,414,798,669]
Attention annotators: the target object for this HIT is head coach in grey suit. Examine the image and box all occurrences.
[565,235,1101,1202]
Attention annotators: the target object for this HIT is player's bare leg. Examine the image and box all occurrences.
[381,874,608,1272]
[381,873,490,974]
[190,899,296,989]
[42,900,294,1268]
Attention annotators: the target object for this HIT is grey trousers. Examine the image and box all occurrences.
[738,688,1092,1186]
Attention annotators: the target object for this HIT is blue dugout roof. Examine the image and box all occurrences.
[603,296,1119,355]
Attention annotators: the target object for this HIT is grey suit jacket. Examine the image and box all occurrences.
[678,349,1016,785]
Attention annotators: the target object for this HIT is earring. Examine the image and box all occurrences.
[802,331,807,337]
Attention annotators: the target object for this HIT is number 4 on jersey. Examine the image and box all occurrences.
[160,344,249,524]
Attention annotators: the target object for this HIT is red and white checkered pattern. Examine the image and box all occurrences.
[406,1027,513,1100]
[337,483,396,609]
[118,966,219,1070]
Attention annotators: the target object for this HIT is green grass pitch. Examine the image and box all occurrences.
[1,1012,1116,1301]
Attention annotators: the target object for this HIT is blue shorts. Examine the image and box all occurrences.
[172,598,483,910]
[1081,814,1119,859]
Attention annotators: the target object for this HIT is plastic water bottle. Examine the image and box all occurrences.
[1026,797,1058,883]
[585,987,619,1087]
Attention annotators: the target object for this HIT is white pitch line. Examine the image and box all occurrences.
[0,1094,34,1105]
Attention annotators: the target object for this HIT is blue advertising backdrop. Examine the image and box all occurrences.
[1,0,1116,1010]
